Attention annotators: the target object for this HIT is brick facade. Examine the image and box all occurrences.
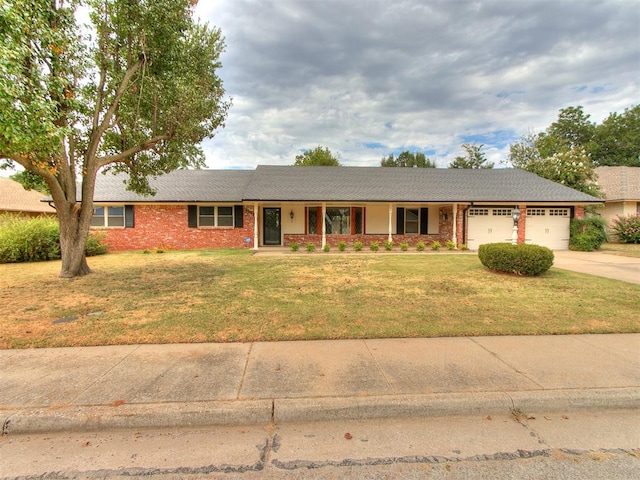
[95,205,255,251]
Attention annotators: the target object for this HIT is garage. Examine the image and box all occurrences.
[466,207,514,250]
[524,208,571,250]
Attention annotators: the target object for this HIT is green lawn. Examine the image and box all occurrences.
[1,249,638,348]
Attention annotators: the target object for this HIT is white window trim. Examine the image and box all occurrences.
[91,205,125,228]
[198,205,235,228]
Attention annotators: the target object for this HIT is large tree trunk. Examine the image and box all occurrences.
[58,207,92,278]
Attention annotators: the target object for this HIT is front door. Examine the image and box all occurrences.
[263,208,281,245]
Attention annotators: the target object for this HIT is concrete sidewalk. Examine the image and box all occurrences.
[553,250,640,284]
[1,334,638,434]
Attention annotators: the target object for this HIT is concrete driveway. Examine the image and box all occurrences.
[553,250,640,284]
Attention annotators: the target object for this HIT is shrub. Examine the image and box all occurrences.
[370,240,379,252]
[430,241,442,251]
[289,242,299,252]
[323,244,330,252]
[415,241,425,251]
[400,242,409,251]
[0,215,60,263]
[569,217,607,251]
[305,242,316,252]
[384,240,393,251]
[460,244,469,251]
[612,213,640,244]
[353,240,363,252]
[338,241,347,252]
[445,239,456,250]
[478,243,554,276]
[85,233,108,257]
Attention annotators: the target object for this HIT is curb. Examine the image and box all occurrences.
[3,387,638,435]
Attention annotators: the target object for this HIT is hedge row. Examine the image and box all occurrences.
[478,243,554,276]
[0,214,107,263]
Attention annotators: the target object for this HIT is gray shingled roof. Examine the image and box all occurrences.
[244,166,602,203]
[93,169,253,202]
[92,166,602,203]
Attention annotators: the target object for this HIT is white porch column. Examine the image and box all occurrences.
[253,202,259,250]
[452,203,458,246]
[388,203,393,242]
[321,202,327,248]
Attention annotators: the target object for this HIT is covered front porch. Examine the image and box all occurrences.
[249,202,460,249]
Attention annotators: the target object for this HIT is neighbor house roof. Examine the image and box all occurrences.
[0,177,56,214]
[595,166,640,202]
[92,166,602,204]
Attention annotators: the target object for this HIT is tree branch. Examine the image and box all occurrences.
[95,134,171,168]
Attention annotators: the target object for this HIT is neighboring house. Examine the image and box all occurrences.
[595,166,640,237]
[90,166,600,251]
[0,177,56,217]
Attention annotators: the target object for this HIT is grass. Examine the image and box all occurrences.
[599,242,640,258]
[1,249,639,348]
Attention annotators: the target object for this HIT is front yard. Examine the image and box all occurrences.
[1,248,638,348]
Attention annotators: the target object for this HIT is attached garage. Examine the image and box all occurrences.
[466,207,515,250]
[524,208,571,250]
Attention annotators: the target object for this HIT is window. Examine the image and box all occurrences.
[307,207,363,234]
[325,207,350,234]
[492,208,513,216]
[308,208,318,234]
[469,208,489,216]
[527,209,546,216]
[91,206,126,227]
[198,206,234,227]
[405,208,419,234]
[549,208,569,217]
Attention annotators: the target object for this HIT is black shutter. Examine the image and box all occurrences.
[420,208,428,234]
[125,205,135,228]
[234,205,244,228]
[396,207,404,234]
[188,205,198,228]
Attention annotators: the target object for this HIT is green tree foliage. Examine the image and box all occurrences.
[509,107,602,196]
[294,146,341,166]
[590,105,640,167]
[380,151,435,168]
[0,0,230,277]
[536,106,596,157]
[448,143,494,169]
[10,170,50,194]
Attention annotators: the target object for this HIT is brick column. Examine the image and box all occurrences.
[574,206,585,219]
[518,204,526,244]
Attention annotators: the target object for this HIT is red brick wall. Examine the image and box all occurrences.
[574,206,585,219]
[95,205,255,251]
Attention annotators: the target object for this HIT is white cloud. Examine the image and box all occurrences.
[194,0,640,169]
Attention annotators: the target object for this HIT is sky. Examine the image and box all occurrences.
[192,0,640,169]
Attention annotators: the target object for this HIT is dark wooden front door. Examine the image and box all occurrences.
[263,208,281,245]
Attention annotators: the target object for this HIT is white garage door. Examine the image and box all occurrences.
[467,208,514,250]
[525,208,570,250]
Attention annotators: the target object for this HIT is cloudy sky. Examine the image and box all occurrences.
[193,0,639,169]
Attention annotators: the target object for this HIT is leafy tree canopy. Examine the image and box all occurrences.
[589,105,640,167]
[294,146,341,166]
[10,170,50,194]
[0,0,230,277]
[507,105,640,195]
[448,144,494,169]
[381,151,435,168]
